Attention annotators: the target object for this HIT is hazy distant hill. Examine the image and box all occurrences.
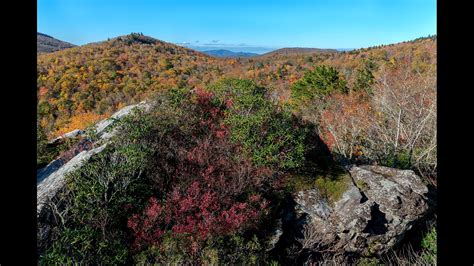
[37,32,76,53]
[260,47,338,57]
[202,49,259,58]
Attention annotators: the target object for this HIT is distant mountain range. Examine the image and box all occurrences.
[37,32,344,57]
[37,32,76,53]
[201,47,341,58]
[202,49,259,58]
[260,47,338,57]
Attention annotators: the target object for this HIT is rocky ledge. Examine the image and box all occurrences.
[37,101,153,253]
[292,165,430,256]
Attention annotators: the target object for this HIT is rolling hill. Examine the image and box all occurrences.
[37,32,76,53]
[37,33,223,137]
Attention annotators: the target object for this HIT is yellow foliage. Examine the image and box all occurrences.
[40,118,49,128]
[54,112,108,137]
[116,102,126,110]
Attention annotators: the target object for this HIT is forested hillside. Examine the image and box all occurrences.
[38,33,435,137]
[259,47,338,57]
[38,33,436,178]
[37,33,221,136]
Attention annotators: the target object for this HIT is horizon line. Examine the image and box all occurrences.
[38,31,436,54]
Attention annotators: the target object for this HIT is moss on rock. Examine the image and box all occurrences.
[314,171,351,205]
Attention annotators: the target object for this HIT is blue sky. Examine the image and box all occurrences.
[38,0,436,53]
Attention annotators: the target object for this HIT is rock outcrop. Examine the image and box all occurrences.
[37,144,107,216]
[37,101,152,208]
[37,101,153,254]
[293,165,430,256]
[48,129,85,145]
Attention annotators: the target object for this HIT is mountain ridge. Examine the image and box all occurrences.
[37,32,76,53]
[202,49,259,58]
[260,47,339,57]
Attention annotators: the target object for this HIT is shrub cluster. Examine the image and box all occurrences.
[41,79,313,264]
[291,65,348,103]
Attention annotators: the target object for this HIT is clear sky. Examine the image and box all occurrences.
[38,0,436,53]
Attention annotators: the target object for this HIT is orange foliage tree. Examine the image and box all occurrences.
[55,112,109,137]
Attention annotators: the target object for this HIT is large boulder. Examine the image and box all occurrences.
[294,165,430,256]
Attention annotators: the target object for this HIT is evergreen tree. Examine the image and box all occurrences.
[354,58,377,94]
[291,65,348,102]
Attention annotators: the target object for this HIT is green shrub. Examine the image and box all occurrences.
[381,150,412,170]
[37,124,53,167]
[134,233,266,265]
[210,78,308,169]
[421,227,437,264]
[41,120,154,264]
[291,65,348,103]
[133,233,189,264]
[40,227,128,265]
[210,234,266,265]
[357,256,382,266]
[354,58,377,94]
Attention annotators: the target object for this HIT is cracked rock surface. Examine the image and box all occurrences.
[294,165,429,255]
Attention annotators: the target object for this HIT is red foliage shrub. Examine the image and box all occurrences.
[150,88,273,195]
[128,89,272,255]
[128,181,268,254]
